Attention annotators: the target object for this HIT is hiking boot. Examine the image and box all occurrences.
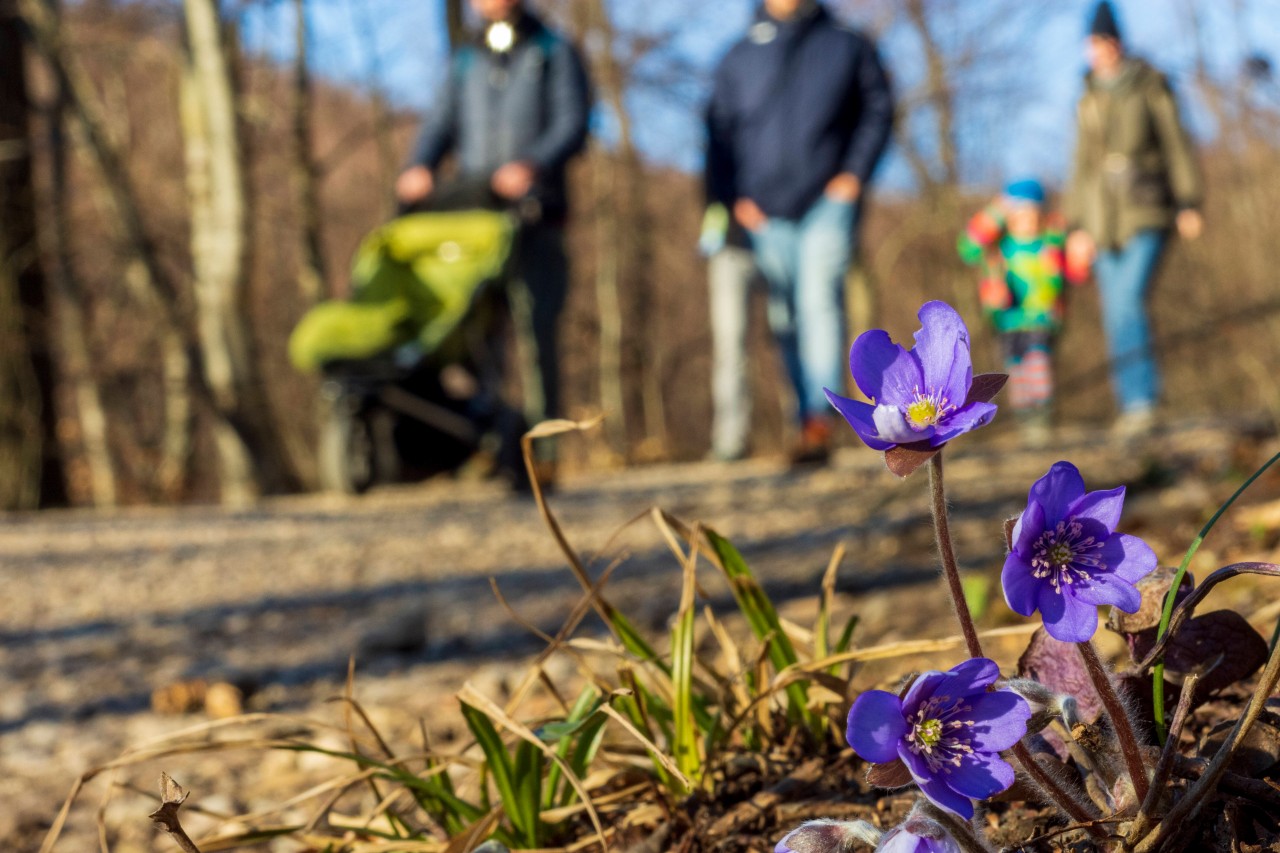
[790,416,833,466]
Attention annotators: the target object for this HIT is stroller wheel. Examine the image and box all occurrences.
[319,404,396,495]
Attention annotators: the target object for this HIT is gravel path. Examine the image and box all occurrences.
[0,420,1261,851]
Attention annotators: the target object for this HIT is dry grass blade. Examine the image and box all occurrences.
[456,683,609,851]
[783,623,1039,675]
[148,773,202,853]
[595,701,693,791]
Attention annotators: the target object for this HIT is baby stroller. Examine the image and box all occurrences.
[289,187,531,494]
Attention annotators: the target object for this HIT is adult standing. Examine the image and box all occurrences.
[706,0,893,464]
[397,0,590,476]
[1064,1,1203,436]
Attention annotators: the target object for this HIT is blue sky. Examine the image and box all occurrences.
[237,0,1278,193]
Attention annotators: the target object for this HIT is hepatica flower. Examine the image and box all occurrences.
[825,302,1001,467]
[1002,461,1158,642]
[847,658,1030,819]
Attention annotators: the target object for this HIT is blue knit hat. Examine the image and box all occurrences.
[1004,178,1045,205]
[1089,1,1122,42]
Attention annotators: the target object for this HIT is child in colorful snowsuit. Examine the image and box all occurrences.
[958,179,1086,439]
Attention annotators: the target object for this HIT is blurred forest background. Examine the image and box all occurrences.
[0,0,1277,509]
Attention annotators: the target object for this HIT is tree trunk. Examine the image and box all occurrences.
[45,2,117,507]
[17,0,199,500]
[181,0,298,504]
[0,0,65,508]
[444,0,466,49]
[291,0,326,305]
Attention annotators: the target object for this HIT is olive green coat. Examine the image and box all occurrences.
[1063,58,1203,249]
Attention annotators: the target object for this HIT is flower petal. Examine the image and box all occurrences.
[825,390,894,451]
[846,690,908,763]
[912,301,973,406]
[1012,500,1047,557]
[930,401,997,446]
[874,404,931,445]
[1037,585,1099,642]
[930,657,1000,700]
[902,670,946,712]
[945,751,1017,800]
[1067,485,1126,532]
[1029,461,1086,524]
[966,691,1031,751]
[850,330,921,406]
[1002,553,1041,617]
[1099,533,1159,583]
[904,755,975,819]
[1073,572,1142,611]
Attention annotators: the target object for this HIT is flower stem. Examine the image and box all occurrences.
[1076,640,1151,805]
[928,454,983,658]
[918,802,997,853]
[1010,742,1107,840]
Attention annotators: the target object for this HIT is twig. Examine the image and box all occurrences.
[1128,673,1199,844]
[928,454,983,658]
[1135,637,1280,853]
[1076,641,1150,806]
[148,774,202,853]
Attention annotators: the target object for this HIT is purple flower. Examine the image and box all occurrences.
[825,302,1000,457]
[773,817,960,853]
[846,658,1030,819]
[877,826,962,853]
[1002,461,1158,642]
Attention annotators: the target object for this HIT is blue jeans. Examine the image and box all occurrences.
[708,245,761,459]
[1094,229,1167,412]
[750,196,858,423]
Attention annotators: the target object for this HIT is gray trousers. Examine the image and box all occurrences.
[708,246,760,459]
[509,224,568,430]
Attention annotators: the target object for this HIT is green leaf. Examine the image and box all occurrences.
[705,529,814,728]
[460,702,525,838]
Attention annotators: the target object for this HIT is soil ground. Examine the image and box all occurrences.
[4,417,1280,852]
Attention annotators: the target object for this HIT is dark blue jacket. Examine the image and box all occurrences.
[412,13,590,219]
[706,4,894,220]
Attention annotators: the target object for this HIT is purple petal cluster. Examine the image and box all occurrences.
[825,301,997,452]
[1002,461,1158,642]
[847,658,1029,819]
[877,826,962,853]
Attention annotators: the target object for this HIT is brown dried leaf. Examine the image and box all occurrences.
[866,758,913,788]
[883,442,939,478]
[966,373,1008,405]
[1106,566,1189,636]
[1017,627,1102,723]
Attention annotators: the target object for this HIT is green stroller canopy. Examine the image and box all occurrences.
[289,210,515,372]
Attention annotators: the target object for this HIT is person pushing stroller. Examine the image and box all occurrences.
[958,179,1087,445]
[397,0,591,484]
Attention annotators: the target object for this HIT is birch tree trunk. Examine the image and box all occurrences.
[0,0,65,508]
[181,0,297,504]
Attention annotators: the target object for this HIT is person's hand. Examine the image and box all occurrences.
[396,166,434,203]
[491,161,537,200]
[733,197,768,232]
[824,172,862,203]
[1066,229,1096,273]
[1176,209,1203,241]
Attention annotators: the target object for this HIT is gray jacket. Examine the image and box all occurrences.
[411,13,591,220]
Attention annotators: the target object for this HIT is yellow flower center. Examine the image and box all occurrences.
[906,398,941,429]
[915,718,943,747]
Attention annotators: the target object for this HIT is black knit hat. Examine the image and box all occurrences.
[1089,1,1123,42]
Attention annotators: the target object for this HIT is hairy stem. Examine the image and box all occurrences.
[1010,742,1107,839]
[1128,673,1199,845]
[928,454,983,658]
[919,802,997,853]
[1076,640,1150,806]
